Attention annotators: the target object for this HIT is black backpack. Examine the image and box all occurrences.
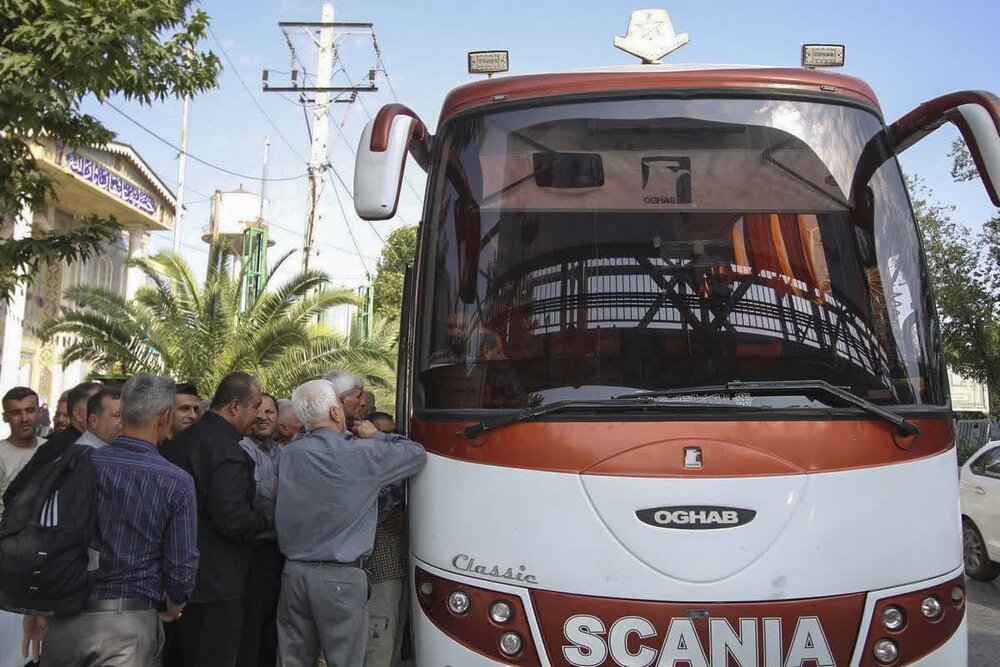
[0,436,98,616]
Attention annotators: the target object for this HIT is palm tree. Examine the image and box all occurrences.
[43,240,396,398]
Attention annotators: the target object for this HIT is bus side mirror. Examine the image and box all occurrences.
[355,104,431,220]
[889,90,1000,206]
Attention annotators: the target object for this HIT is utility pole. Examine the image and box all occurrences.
[263,4,378,273]
[301,2,335,273]
[172,95,190,254]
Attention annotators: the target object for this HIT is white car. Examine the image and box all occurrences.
[960,441,1000,581]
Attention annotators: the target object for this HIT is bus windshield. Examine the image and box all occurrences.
[416,96,945,411]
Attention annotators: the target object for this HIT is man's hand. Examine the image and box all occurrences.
[22,614,47,664]
[159,596,186,623]
[352,420,378,439]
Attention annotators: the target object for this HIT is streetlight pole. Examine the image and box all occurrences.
[172,94,190,254]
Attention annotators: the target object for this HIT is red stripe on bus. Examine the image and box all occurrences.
[409,417,953,476]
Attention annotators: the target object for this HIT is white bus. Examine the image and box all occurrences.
[353,12,1000,665]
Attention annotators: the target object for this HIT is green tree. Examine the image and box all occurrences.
[41,241,396,398]
[348,314,400,413]
[0,0,220,300]
[372,225,418,318]
[911,143,1000,410]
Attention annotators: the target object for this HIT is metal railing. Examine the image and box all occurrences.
[955,419,999,465]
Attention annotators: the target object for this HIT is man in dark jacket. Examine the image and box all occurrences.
[162,372,265,667]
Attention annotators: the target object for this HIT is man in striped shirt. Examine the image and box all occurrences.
[22,374,199,666]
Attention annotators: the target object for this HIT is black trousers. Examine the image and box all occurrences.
[237,540,285,667]
[176,599,243,667]
[161,617,182,667]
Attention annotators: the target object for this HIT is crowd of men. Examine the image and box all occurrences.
[0,368,421,667]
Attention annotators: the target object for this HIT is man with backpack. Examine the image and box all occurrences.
[18,374,199,666]
[0,386,46,667]
[0,381,103,624]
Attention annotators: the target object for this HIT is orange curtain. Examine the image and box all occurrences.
[735,213,827,299]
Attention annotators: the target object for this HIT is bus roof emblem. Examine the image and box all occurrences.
[614,9,689,64]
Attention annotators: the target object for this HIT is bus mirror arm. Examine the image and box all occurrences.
[888,90,1000,207]
[354,104,432,221]
[369,103,432,170]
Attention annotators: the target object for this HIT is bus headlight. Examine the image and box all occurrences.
[447,591,471,615]
[921,596,942,619]
[880,605,905,631]
[861,574,964,666]
[489,600,514,624]
[498,631,523,657]
[873,638,898,664]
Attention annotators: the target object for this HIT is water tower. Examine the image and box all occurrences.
[203,188,276,306]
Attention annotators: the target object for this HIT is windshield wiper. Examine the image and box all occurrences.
[462,397,762,439]
[615,380,920,436]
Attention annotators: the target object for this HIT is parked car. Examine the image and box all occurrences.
[960,441,1000,580]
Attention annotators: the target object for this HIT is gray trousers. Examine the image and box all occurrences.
[41,608,163,667]
[363,578,404,667]
[277,561,368,667]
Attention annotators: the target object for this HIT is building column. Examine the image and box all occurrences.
[124,225,146,299]
[50,353,64,403]
[0,205,33,396]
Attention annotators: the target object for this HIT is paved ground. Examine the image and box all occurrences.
[968,578,1000,666]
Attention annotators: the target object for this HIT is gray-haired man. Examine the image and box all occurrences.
[323,369,365,425]
[275,380,426,667]
[274,399,303,446]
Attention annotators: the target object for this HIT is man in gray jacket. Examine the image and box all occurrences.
[275,379,426,667]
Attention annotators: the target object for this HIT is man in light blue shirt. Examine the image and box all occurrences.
[275,380,426,667]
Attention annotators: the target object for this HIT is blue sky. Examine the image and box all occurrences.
[83,0,1000,286]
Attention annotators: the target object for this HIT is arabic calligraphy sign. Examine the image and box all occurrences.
[66,152,158,216]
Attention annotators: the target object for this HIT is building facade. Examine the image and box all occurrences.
[0,137,176,409]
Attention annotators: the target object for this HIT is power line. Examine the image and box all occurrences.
[372,33,401,110]
[207,24,308,164]
[325,170,371,276]
[268,219,380,261]
[185,186,214,200]
[327,167,387,245]
[106,102,309,182]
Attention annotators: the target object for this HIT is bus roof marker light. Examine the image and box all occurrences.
[468,51,509,77]
[802,44,846,68]
[614,9,689,64]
